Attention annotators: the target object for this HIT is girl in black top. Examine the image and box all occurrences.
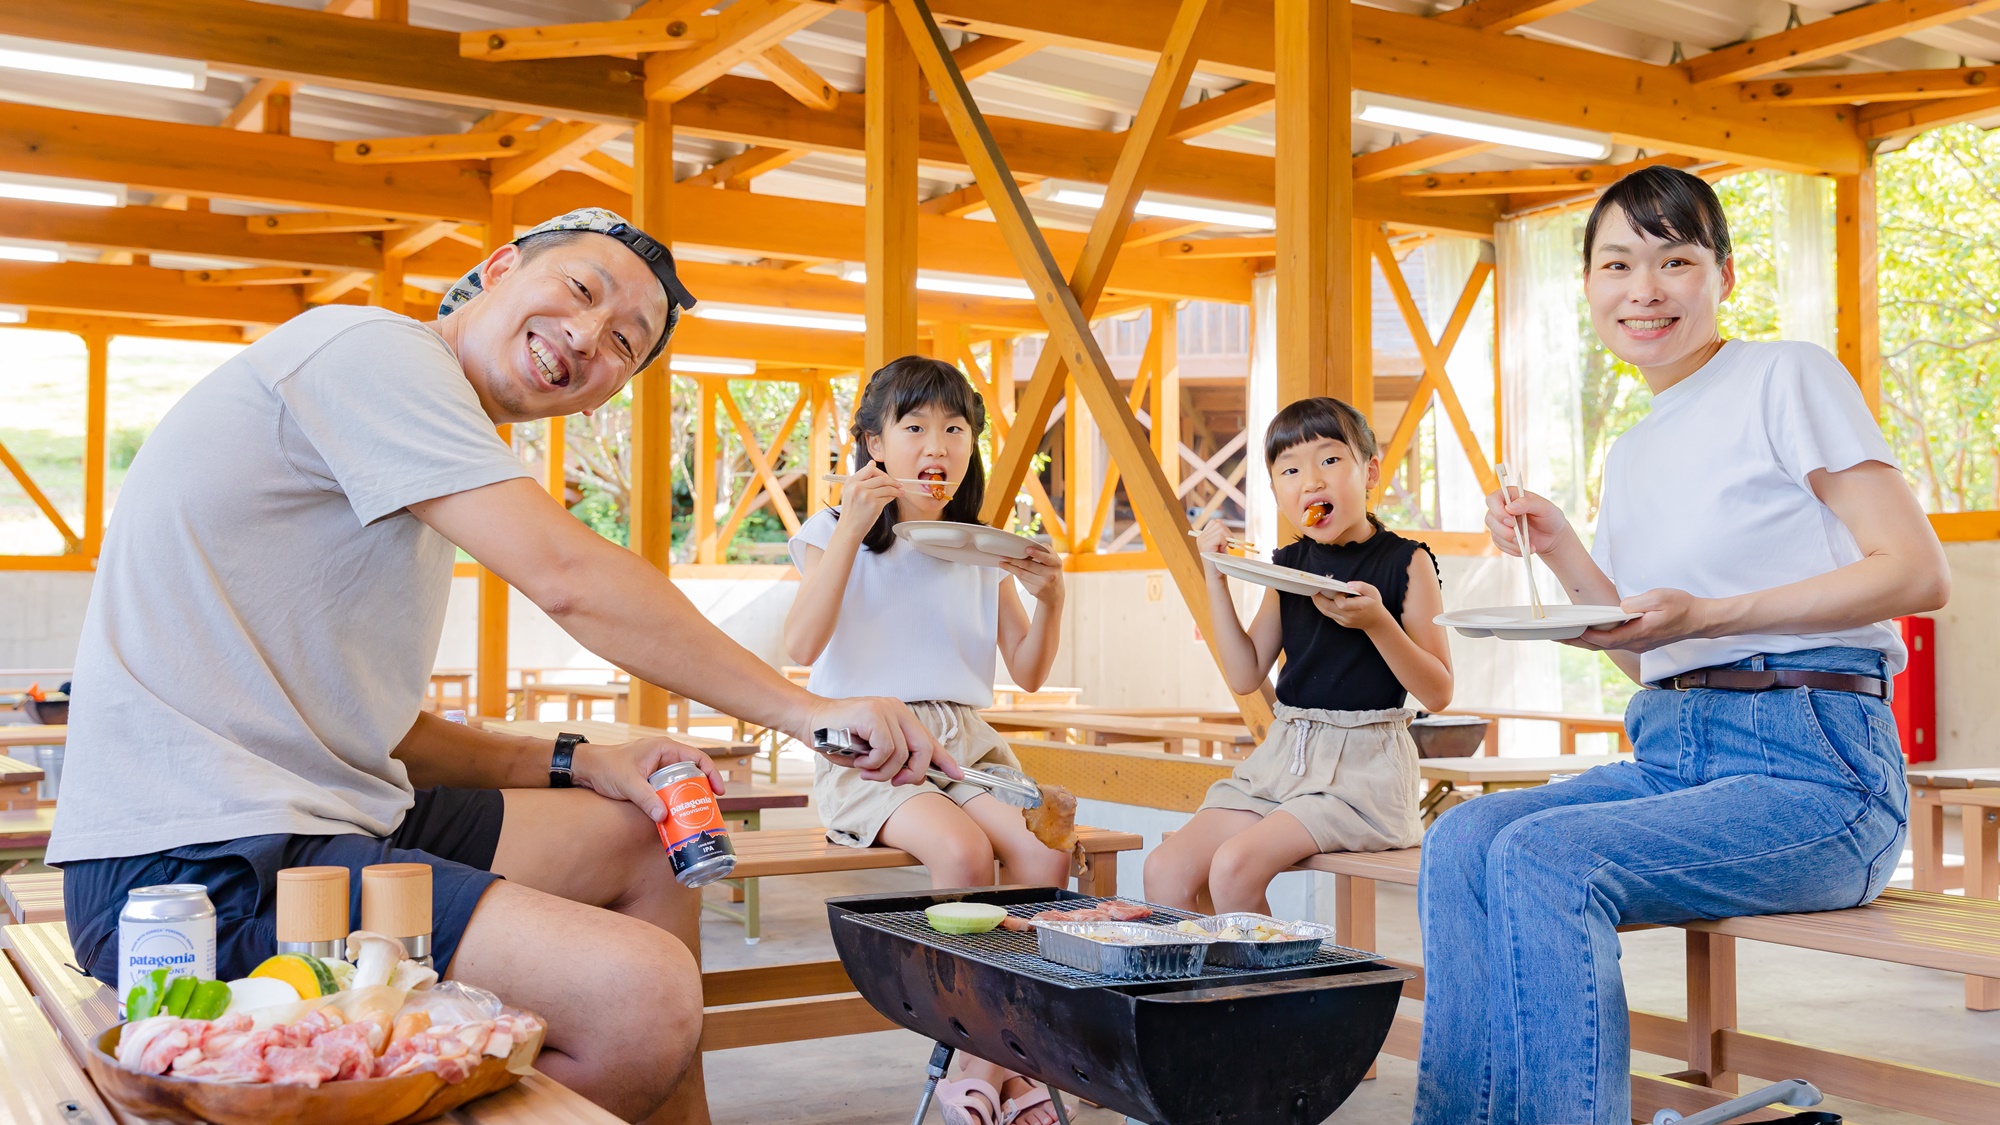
[1143,397,1453,916]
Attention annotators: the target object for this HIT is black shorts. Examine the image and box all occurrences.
[61,786,505,986]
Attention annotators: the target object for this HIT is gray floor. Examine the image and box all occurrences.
[696,752,2000,1125]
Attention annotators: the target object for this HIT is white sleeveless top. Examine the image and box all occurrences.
[788,508,1002,707]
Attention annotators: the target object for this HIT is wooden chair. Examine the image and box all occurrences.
[1,871,62,925]
[1295,847,2000,1124]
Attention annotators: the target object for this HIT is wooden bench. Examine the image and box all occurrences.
[2,871,62,925]
[1296,846,2000,1124]
[0,754,46,811]
[0,937,120,1125]
[1904,782,2000,1010]
[1,921,622,1124]
[0,807,57,871]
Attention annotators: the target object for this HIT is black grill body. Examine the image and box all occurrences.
[828,886,1411,1125]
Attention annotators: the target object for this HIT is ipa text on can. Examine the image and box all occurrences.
[648,762,737,888]
[118,884,217,1015]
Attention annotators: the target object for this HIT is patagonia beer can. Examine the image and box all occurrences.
[648,762,736,888]
[118,884,217,1014]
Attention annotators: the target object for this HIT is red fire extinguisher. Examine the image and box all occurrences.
[1892,616,1935,764]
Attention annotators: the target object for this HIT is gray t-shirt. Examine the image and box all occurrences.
[47,307,531,863]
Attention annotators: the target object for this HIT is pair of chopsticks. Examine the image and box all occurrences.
[820,473,960,498]
[1496,462,1546,620]
[1186,528,1259,553]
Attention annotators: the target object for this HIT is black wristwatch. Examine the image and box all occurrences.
[551,732,586,789]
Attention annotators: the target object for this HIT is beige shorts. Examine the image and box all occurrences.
[1200,704,1424,853]
[815,701,1025,848]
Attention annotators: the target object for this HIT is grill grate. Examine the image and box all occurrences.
[845,896,1379,990]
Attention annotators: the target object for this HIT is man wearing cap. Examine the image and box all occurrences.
[49,209,951,1124]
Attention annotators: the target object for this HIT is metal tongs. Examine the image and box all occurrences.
[1651,1078,1825,1124]
[813,727,1043,809]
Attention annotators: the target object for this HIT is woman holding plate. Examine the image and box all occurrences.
[1413,165,1950,1125]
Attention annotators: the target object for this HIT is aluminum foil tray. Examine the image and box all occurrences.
[1171,912,1334,969]
[1030,920,1212,980]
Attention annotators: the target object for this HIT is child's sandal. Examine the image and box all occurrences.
[937,1078,1004,1125]
[999,1083,1064,1124]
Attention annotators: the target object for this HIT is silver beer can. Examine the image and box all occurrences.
[118,884,217,1014]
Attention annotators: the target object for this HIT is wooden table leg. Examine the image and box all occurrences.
[1963,803,2000,1011]
[1334,873,1381,1079]
[614,693,628,723]
[1686,931,1738,1092]
[1911,788,1946,892]
[1076,849,1119,896]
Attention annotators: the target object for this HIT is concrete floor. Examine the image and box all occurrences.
[696,748,2000,1125]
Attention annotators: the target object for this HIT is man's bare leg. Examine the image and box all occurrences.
[491,788,709,1124]
[449,880,700,1121]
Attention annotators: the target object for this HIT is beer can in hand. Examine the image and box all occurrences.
[648,762,736,888]
[119,884,216,1015]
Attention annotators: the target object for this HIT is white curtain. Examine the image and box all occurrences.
[1771,171,1836,352]
[1498,212,1587,523]
[1422,237,1497,531]
[1246,271,1279,552]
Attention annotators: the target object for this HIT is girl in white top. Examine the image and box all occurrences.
[1413,166,1951,1125]
[785,355,1070,1125]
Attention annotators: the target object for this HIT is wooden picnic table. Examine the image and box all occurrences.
[0,725,65,749]
[1440,707,1632,755]
[481,719,761,784]
[517,680,630,724]
[705,785,809,943]
[0,756,45,811]
[980,709,1260,758]
[1418,753,1633,822]
[1907,767,2000,895]
[0,922,622,1125]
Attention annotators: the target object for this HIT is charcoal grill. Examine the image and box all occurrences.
[828,887,1412,1125]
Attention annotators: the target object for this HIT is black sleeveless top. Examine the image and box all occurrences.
[1271,526,1439,712]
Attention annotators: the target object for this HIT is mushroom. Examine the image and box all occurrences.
[345,931,408,991]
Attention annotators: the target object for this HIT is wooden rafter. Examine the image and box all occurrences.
[1860,88,2000,140]
[334,130,533,163]
[307,271,374,304]
[1168,82,1275,141]
[183,267,323,285]
[1157,235,1275,260]
[948,34,1038,80]
[218,78,294,132]
[383,220,460,262]
[567,151,635,193]
[0,259,304,324]
[893,0,1275,735]
[1353,137,1497,183]
[645,0,835,103]
[1433,0,1598,33]
[1370,230,1499,501]
[682,146,807,188]
[458,16,717,61]
[754,46,841,111]
[1738,64,2000,105]
[489,122,626,195]
[247,213,402,234]
[1122,217,1211,248]
[0,436,83,553]
[1686,0,2000,86]
[1403,154,1701,197]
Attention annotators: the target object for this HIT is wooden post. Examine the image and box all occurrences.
[629,95,675,728]
[1835,163,1879,411]
[1274,0,1354,406]
[808,373,834,513]
[475,192,514,719]
[543,419,566,502]
[694,382,719,564]
[1686,931,1739,1093]
[1351,219,1375,418]
[1066,378,1093,553]
[1966,805,2000,1010]
[864,0,920,379]
[82,328,108,559]
[994,338,1016,422]
[372,254,404,316]
[1151,301,1181,494]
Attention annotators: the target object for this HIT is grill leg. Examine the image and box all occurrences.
[1046,1083,1072,1125]
[911,1041,956,1125]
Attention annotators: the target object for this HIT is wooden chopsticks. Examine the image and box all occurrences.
[1187,528,1259,553]
[1496,462,1546,620]
[820,473,960,498]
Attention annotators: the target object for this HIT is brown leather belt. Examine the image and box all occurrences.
[1661,668,1888,699]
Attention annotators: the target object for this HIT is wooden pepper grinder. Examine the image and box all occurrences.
[275,866,349,961]
[361,863,434,967]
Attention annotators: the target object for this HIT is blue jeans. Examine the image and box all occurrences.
[1412,648,1906,1125]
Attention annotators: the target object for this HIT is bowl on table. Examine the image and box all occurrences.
[1410,715,1490,759]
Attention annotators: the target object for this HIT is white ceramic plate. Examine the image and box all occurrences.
[1205,553,1357,598]
[894,520,1037,567]
[1434,605,1639,641]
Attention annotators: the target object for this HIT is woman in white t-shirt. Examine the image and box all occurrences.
[785,355,1071,1125]
[1414,166,1950,1125]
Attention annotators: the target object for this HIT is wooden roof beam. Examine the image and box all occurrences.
[567,151,636,193]
[1402,154,1701,196]
[1352,137,1497,183]
[1687,0,2000,86]
[218,77,294,132]
[950,34,1038,80]
[754,46,842,110]
[1859,87,2000,139]
[644,0,836,103]
[490,122,628,196]
[1156,235,1276,260]
[0,200,386,272]
[1740,64,2000,106]
[682,146,809,188]
[12,312,245,343]
[1167,82,1274,140]
[1433,0,1598,33]
[333,129,534,163]
[459,15,717,62]
[0,260,304,324]
[249,213,405,234]
[183,267,325,286]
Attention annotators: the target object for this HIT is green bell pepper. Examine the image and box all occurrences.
[124,968,171,1021]
[183,979,231,1021]
[159,974,198,1018]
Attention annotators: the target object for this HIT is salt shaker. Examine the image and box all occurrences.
[275,866,349,961]
[361,862,433,967]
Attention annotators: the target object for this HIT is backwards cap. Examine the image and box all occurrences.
[436,206,697,368]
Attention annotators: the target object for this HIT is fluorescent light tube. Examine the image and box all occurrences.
[0,305,25,325]
[1046,189,1277,231]
[692,304,867,333]
[1356,100,1610,160]
[671,355,757,375]
[0,173,124,208]
[0,35,205,90]
[0,243,60,263]
[842,265,1034,301]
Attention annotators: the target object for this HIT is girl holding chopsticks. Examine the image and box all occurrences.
[784,355,1070,1125]
[1145,397,1453,916]
[1414,165,1950,1125]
